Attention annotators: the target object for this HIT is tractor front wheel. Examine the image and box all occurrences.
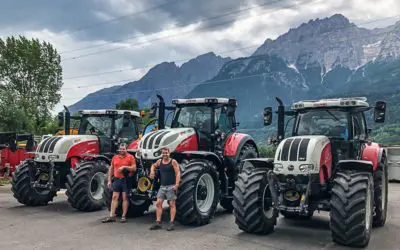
[176,159,220,226]
[11,161,57,206]
[232,167,277,234]
[330,171,373,247]
[220,143,258,212]
[103,177,152,217]
[65,160,108,212]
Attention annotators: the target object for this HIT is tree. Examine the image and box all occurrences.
[115,98,139,110]
[115,98,152,129]
[0,35,63,133]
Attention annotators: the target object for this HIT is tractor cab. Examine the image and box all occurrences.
[264,97,386,167]
[57,109,141,156]
[170,98,238,151]
[139,96,238,160]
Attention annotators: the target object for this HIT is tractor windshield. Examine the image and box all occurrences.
[295,109,349,139]
[171,106,213,134]
[78,115,113,137]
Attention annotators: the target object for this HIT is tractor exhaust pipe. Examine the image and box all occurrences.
[276,97,285,142]
[156,95,165,130]
[63,105,71,135]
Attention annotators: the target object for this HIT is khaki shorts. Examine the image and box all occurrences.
[157,185,177,200]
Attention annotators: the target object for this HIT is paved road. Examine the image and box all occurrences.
[0,183,399,250]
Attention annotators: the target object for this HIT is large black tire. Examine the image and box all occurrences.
[11,161,56,206]
[103,177,152,217]
[232,167,277,234]
[65,160,108,212]
[220,143,258,212]
[373,155,388,227]
[176,159,220,226]
[330,171,374,248]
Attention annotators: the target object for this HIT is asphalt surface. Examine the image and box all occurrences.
[0,183,400,250]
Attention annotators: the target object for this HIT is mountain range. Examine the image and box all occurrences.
[68,14,400,132]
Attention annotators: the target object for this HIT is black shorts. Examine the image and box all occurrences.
[112,178,128,193]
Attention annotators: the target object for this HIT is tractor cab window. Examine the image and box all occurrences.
[172,106,213,134]
[352,112,367,140]
[215,106,233,134]
[295,110,349,140]
[115,116,138,142]
[78,115,113,137]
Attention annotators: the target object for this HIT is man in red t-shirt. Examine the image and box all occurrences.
[102,143,136,223]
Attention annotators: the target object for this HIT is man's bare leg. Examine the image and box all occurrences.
[169,200,176,222]
[121,192,128,222]
[150,198,163,230]
[167,200,176,231]
[110,192,120,217]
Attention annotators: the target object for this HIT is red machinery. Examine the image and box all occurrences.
[0,132,35,178]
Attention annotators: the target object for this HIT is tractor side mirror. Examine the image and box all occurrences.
[58,112,64,127]
[374,101,386,123]
[263,107,272,126]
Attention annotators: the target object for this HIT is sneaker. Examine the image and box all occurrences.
[166,221,175,231]
[150,221,162,230]
[101,216,116,223]
[120,217,127,223]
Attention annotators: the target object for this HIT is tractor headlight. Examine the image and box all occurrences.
[274,163,283,172]
[299,164,314,172]
[153,149,162,157]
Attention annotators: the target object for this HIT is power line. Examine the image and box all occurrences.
[53,0,189,38]
[62,44,260,81]
[61,71,271,101]
[60,43,400,101]
[59,0,293,55]
[61,0,318,61]
[62,16,399,84]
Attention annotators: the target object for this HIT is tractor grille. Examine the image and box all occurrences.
[143,131,169,149]
[38,137,62,153]
[279,138,310,162]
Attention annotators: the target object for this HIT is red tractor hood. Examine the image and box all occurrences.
[34,135,99,163]
[137,128,198,160]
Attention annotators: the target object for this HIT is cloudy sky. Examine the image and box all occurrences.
[0,0,399,113]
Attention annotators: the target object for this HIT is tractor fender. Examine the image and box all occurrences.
[223,133,258,169]
[337,160,373,173]
[173,151,223,171]
[239,158,274,172]
[80,154,111,165]
[361,142,385,171]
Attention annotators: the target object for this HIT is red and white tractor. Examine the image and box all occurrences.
[11,107,142,212]
[232,97,388,248]
[103,95,259,225]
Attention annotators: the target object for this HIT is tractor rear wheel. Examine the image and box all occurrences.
[220,143,258,212]
[330,171,373,248]
[11,161,56,206]
[65,160,108,212]
[176,159,220,226]
[232,167,277,234]
[103,177,152,217]
[373,155,388,227]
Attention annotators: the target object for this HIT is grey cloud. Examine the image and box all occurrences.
[0,0,294,42]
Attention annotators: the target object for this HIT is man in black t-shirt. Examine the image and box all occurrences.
[149,147,181,231]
